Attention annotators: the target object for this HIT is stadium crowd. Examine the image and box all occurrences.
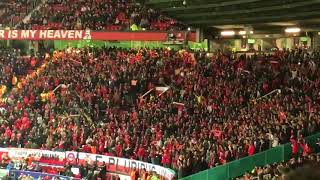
[0,46,319,179]
[18,0,183,31]
[0,48,45,104]
[0,0,41,27]
[238,138,320,180]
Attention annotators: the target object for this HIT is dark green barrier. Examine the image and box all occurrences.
[180,133,320,180]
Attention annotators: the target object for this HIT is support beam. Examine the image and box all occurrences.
[188,11,320,25]
[162,0,264,12]
[176,1,320,18]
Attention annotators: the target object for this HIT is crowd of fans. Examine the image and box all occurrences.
[0,1,318,180]
[240,155,320,180]
[0,0,41,28]
[0,48,44,104]
[0,46,319,179]
[18,0,184,31]
[237,138,320,180]
[0,0,185,31]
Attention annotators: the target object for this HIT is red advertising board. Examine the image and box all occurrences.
[0,30,196,41]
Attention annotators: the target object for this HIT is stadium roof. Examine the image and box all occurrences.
[146,0,320,33]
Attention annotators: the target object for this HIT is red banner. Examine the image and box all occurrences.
[0,30,196,41]
[0,30,86,40]
[0,148,175,180]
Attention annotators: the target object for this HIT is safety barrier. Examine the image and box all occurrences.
[180,132,320,180]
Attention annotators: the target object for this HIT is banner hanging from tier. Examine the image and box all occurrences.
[9,170,77,180]
[0,30,195,41]
[0,148,175,180]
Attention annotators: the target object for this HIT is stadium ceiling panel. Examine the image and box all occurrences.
[146,0,320,32]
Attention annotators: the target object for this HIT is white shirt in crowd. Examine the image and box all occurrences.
[291,70,297,79]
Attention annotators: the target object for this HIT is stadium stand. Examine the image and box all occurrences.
[0,0,319,180]
[0,0,41,28]
[0,46,319,179]
[18,0,183,31]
